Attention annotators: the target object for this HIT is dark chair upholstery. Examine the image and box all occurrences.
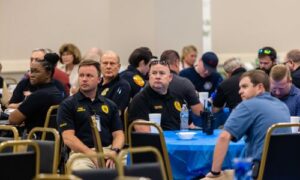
[0,140,40,180]
[28,127,60,174]
[0,125,19,152]
[67,152,121,180]
[124,162,164,180]
[128,121,172,180]
[118,146,167,180]
[257,123,300,180]
[73,168,118,180]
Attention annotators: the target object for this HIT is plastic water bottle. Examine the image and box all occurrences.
[180,104,189,130]
[233,158,253,180]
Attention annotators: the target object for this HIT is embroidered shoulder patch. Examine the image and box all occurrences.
[101,105,109,114]
[133,75,145,87]
[174,101,182,112]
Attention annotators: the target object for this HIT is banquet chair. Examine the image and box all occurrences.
[34,174,82,180]
[119,146,167,180]
[0,125,19,152]
[124,107,129,144]
[43,105,59,140]
[67,152,121,180]
[28,127,60,174]
[0,140,40,180]
[256,123,300,180]
[128,121,173,180]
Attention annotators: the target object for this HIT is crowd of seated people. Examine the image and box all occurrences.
[1,44,299,179]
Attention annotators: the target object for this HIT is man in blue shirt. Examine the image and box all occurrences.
[270,64,300,116]
[179,52,223,96]
[206,70,290,178]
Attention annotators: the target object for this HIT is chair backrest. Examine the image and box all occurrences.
[67,152,121,180]
[119,146,167,180]
[0,140,40,180]
[0,125,19,152]
[34,174,82,180]
[257,123,300,180]
[128,121,173,180]
[28,127,60,174]
[124,107,129,144]
[43,105,59,138]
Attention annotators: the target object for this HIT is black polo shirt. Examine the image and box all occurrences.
[128,85,184,130]
[98,75,131,112]
[120,65,147,98]
[57,90,123,147]
[18,82,63,131]
[213,67,246,110]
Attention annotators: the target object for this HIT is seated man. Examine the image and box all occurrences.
[270,64,300,116]
[128,59,184,132]
[206,70,290,178]
[57,60,124,170]
[8,48,68,109]
[256,46,277,75]
[9,53,64,132]
[120,47,155,98]
[179,51,223,96]
[98,51,131,114]
[213,57,246,113]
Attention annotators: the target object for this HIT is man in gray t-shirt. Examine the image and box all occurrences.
[160,50,202,120]
[206,70,290,178]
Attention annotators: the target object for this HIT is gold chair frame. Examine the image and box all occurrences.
[0,125,20,152]
[43,105,59,139]
[0,140,41,176]
[128,121,173,180]
[118,146,167,180]
[28,127,60,174]
[257,122,300,180]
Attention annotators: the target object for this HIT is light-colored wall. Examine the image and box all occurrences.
[1,0,300,80]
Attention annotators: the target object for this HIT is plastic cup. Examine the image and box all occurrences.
[290,116,300,133]
[149,113,161,133]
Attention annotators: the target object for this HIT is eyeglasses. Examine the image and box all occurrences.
[149,59,170,68]
[258,49,272,55]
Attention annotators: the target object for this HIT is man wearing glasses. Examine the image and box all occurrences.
[270,64,300,116]
[257,46,277,75]
[98,50,131,115]
[283,49,300,88]
[128,59,184,132]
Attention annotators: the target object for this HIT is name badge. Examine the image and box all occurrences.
[95,114,101,132]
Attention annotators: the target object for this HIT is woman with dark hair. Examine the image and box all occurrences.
[9,53,64,132]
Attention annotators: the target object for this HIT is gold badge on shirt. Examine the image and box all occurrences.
[133,75,145,87]
[77,106,86,112]
[101,105,109,114]
[154,105,163,110]
[101,88,109,96]
[174,101,182,112]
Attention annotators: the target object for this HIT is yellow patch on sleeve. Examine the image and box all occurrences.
[174,101,182,112]
[133,75,145,87]
[101,105,109,114]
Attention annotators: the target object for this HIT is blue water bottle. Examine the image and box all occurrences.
[233,158,253,180]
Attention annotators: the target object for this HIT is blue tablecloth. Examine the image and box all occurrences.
[164,129,245,180]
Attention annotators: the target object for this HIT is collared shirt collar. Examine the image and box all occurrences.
[99,74,120,88]
[75,89,105,103]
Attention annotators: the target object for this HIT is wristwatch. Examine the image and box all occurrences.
[111,147,121,154]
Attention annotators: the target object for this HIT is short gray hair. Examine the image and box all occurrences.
[223,57,243,73]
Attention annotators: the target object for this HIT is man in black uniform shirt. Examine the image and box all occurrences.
[98,51,131,114]
[213,57,246,113]
[128,59,184,132]
[120,47,155,98]
[9,53,63,132]
[57,60,124,170]
[283,49,300,88]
